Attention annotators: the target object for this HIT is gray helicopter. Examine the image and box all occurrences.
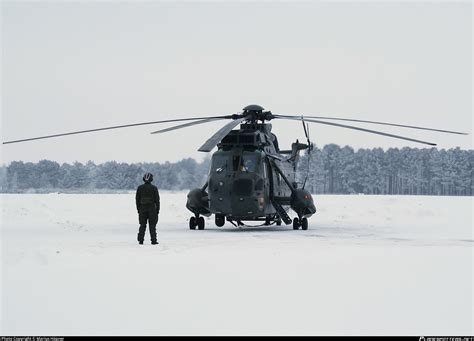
[3,104,467,230]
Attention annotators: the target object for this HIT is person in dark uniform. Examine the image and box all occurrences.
[136,172,160,245]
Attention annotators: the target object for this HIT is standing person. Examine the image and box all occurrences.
[136,172,160,245]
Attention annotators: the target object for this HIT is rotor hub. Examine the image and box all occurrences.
[242,104,274,122]
[243,104,265,112]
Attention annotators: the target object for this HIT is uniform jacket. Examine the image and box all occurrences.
[136,183,160,213]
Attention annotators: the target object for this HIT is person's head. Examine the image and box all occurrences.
[143,172,153,183]
[243,159,253,171]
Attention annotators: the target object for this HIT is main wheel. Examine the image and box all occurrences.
[198,216,205,230]
[215,214,225,227]
[276,218,282,226]
[301,218,308,230]
[293,217,300,230]
[189,216,196,230]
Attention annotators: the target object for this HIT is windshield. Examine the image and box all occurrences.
[211,154,228,173]
[240,153,259,173]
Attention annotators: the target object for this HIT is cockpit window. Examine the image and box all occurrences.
[240,153,259,172]
[211,154,228,173]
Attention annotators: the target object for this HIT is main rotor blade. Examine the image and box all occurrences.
[150,118,227,134]
[277,116,437,146]
[276,115,467,135]
[2,115,232,145]
[198,116,248,152]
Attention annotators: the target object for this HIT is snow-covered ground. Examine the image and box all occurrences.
[1,192,472,335]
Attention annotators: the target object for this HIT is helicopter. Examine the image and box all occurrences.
[3,104,467,230]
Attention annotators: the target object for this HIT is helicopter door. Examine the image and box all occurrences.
[271,164,282,196]
[264,158,273,197]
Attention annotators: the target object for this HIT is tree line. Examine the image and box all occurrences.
[0,145,472,195]
[0,158,211,193]
[297,145,472,196]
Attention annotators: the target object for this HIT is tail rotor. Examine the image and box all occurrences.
[301,116,313,190]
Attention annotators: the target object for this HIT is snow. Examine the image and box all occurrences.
[1,191,472,335]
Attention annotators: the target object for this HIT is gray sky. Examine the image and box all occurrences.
[1,1,472,165]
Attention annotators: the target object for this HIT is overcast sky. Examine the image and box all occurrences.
[1,1,472,165]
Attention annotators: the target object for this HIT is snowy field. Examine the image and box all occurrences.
[1,191,472,335]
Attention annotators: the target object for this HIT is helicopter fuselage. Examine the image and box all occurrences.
[186,122,316,226]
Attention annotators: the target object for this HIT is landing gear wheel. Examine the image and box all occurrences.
[276,218,282,226]
[293,217,300,230]
[301,218,308,230]
[189,216,196,230]
[197,217,205,230]
[215,214,225,227]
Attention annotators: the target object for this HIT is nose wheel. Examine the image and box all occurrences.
[190,215,205,230]
[215,214,225,227]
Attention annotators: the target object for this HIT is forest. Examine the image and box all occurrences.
[1,145,472,196]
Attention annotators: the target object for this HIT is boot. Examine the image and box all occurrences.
[150,225,158,245]
[137,229,145,245]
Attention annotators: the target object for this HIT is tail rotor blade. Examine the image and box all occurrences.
[299,116,313,190]
[301,116,309,140]
[306,123,312,150]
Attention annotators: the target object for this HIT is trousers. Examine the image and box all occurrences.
[138,210,158,243]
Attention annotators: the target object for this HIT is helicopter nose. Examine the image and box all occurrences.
[233,179,253,196]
